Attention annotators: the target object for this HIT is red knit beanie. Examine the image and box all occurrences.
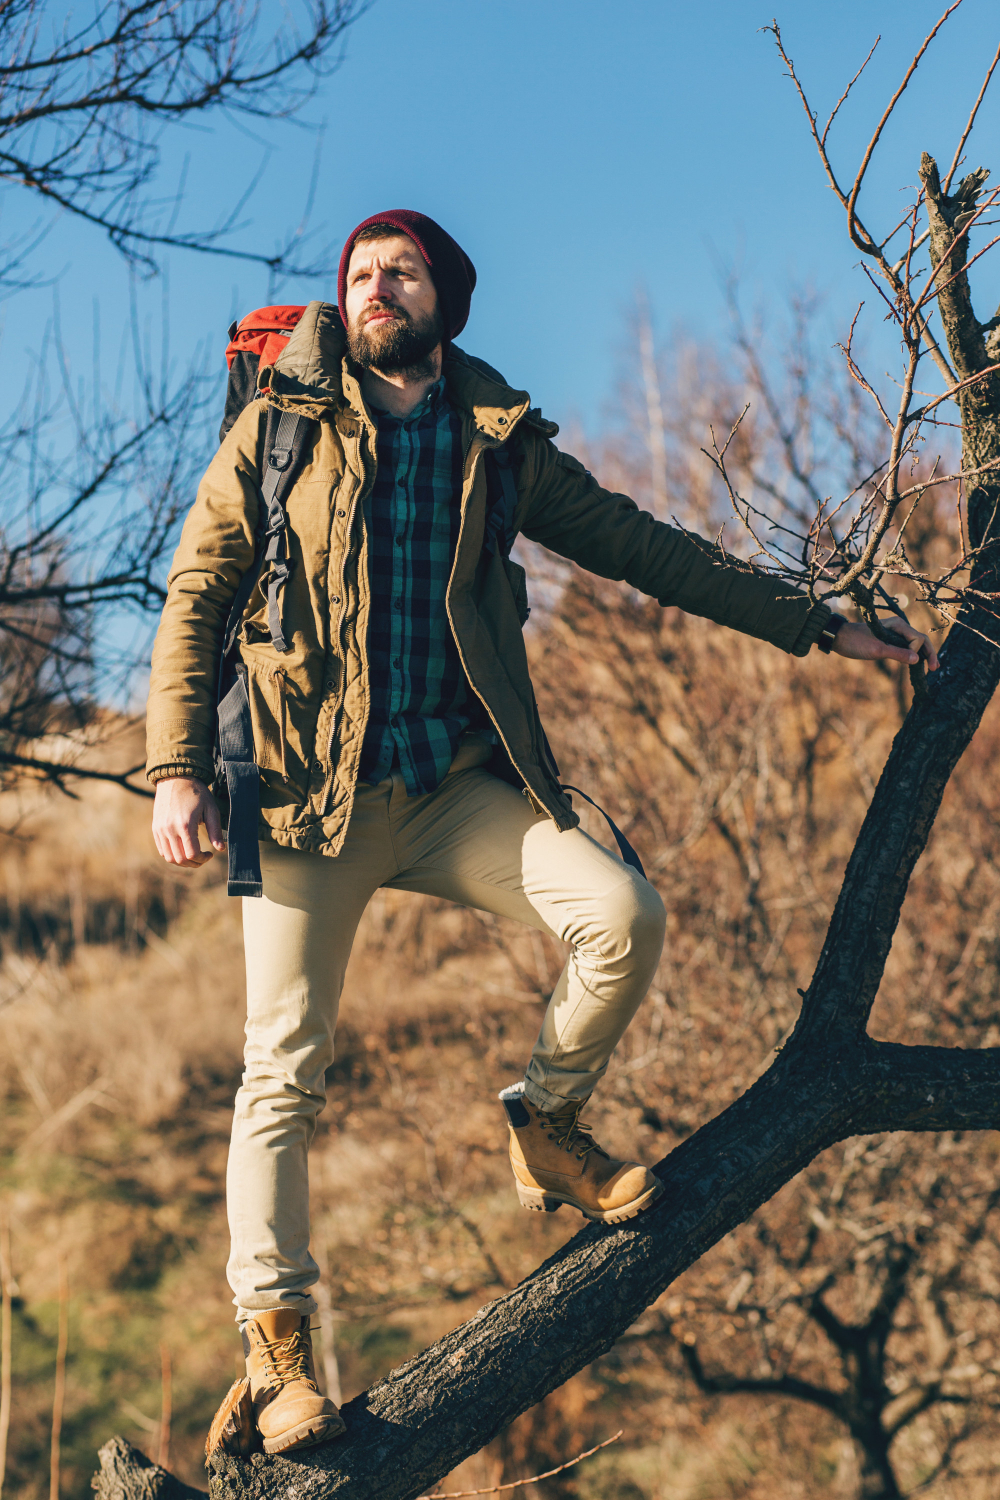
[338,210,477,340]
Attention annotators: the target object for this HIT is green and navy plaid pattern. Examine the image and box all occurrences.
[360,379,480,795]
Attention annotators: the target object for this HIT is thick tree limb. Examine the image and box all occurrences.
[93,1436,206,1499]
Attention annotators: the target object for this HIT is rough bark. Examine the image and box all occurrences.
[93,1437,207,1499]
[94,154,1000,1500]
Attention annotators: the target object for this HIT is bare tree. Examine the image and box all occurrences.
[90,8,1000,1498]
[706,15,1000,669]
[649,1135,1000,1499]
[0,310,216,798]
[0,0,366,799]
[0,0,365,282]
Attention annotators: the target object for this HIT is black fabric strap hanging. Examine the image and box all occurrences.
[215,408,312,898]
[484,445,520,558]
[259,408,304,654]
[218,669,264,897]
[560,785,647,879]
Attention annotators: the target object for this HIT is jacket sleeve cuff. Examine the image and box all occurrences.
[789,602,834,658]
[146,760,214,786]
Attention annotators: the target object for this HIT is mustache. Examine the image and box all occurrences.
[359,301,411,329]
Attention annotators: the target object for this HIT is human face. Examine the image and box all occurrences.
[344,233,442,372]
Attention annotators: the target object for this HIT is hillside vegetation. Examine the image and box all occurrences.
[2,574,999,1499]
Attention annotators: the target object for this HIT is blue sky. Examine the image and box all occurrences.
[5,0,998,436]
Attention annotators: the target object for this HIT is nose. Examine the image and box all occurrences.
[367,267,394,302]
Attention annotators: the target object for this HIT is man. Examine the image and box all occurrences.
[147,210,937,1455]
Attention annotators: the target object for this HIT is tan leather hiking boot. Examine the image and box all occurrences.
[500,1083,663,1224]
[242,1310,346,1455]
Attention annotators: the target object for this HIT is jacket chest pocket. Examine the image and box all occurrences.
[317,471,361,572]
[283,476,350,555]
[244,663,316,797]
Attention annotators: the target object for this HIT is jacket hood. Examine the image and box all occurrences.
[266,299,547,441]
[266,301,346,416]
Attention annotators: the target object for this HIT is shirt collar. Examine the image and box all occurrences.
[371,376,448,423]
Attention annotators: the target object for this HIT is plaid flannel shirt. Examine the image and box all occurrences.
[359,378,484,795]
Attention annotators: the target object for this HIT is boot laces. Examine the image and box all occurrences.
[260,1328,314,1388]
[544,1101,607,1161]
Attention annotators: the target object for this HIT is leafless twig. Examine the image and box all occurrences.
[416,1430,623,1498]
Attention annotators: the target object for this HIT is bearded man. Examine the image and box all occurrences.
[146,210,937,1455]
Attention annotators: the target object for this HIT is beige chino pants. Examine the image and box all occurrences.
[227,742,666,1318]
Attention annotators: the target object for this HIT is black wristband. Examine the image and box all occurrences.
[817,613,847,655]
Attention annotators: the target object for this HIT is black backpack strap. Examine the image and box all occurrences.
[218,668,264,897]
[259,408,309,654]
[215,407,313,899]
[484,445,520,558]
[560,785,647,879]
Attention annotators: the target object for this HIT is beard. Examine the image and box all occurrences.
[346,301,444,376]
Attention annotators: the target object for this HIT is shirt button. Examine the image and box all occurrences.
[337,509,346,517]
[395,536,403,546]
[392,657,401,669]
[331,595,340,604]
[313,760,323,773]
[393,598,402,610]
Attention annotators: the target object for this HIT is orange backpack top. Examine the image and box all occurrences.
[220,305,308,441]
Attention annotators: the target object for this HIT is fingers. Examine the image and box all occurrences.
[909,630,939,672]
[881,618,939,671]
[876,640,922,666]
[204,795,226,852]
[832,617,939,671]
[151,778,219,868]
[159,821,214,868]
[178,811,213,865]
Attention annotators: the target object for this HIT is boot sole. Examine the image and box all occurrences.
[515,1177,665,1224]
[262,1413,347,1455]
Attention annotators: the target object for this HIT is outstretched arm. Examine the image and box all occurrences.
[516,437,829,654]
[516,433,938,668]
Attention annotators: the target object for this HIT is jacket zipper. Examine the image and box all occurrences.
[327,436,372,764]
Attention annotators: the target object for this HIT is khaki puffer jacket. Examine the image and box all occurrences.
[145,301,831,856]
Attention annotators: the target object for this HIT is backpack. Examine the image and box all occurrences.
[213,305,527,898]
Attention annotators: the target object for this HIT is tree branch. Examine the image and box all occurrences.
[0,753,153,798]
[679,1337,842,1415]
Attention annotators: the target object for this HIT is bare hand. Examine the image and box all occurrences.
[152,776,225,868]
[832,617,939,673]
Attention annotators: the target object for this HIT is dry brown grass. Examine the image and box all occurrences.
[1,582,999,1498]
